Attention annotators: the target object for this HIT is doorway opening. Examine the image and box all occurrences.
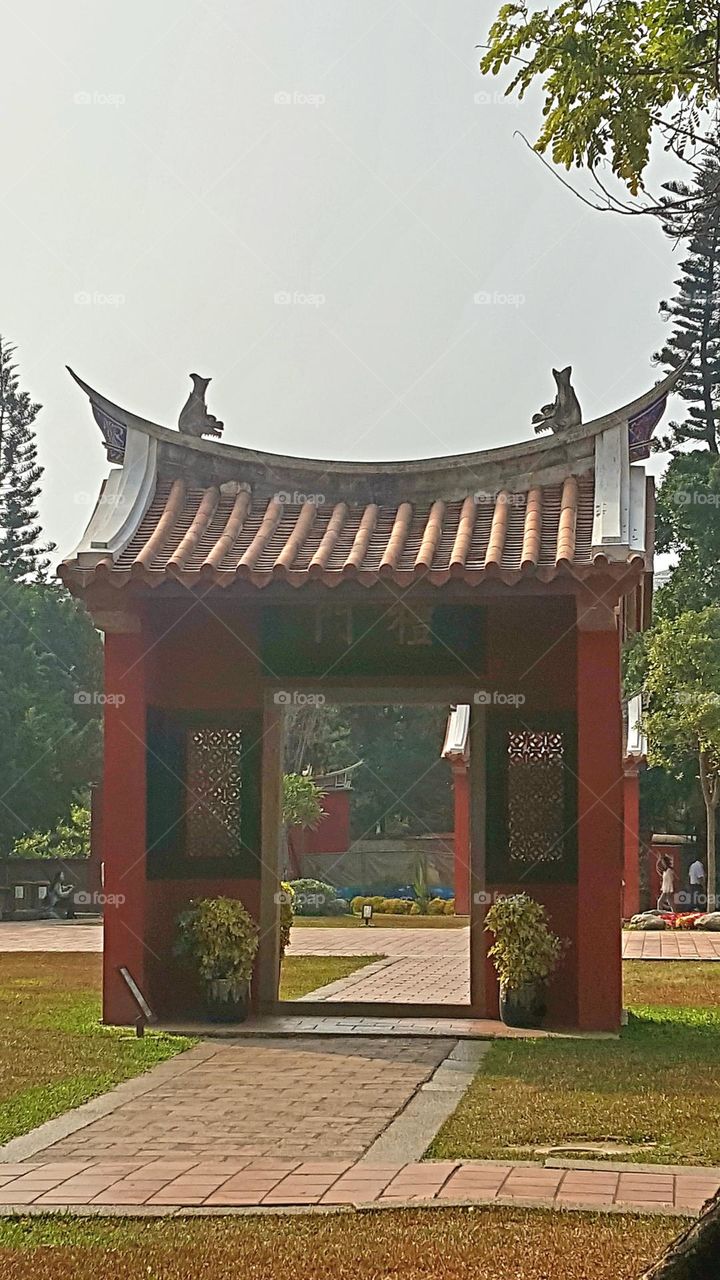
[276,696,473,1011]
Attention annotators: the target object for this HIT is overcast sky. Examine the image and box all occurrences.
[3,1,683,561]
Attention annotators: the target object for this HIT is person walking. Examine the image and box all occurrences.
[47,869,76,920]
[657,855,675,913]
[688,857,706,912]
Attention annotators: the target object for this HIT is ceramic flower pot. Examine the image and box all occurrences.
[205,978,249,1024]
[499,981,547,1029]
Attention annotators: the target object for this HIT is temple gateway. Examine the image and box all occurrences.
[60,366,680,1032]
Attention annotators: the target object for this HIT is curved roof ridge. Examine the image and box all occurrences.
[66,363,686,478]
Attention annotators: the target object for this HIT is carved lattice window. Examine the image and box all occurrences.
[507,730,566,865]
[185,728,243,858]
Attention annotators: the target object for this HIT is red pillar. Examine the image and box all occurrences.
[452,763,471,915]
[576,620,623,1032]
[102,630,149,1025]
[623,767,641,920]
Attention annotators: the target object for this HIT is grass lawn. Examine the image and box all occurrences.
[0,1207,684,1279]
[429,960,720,1166]
[292,915,469,929]
[0,953,379,1144]
[0,953,193,1146]
[279,954,380,1000]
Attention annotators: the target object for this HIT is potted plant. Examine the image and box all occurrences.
[485,894,567,1028]
[175,896,259,1023]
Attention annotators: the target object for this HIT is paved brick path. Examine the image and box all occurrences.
[622,930,720,959]
[1,1032,718,1216]
[28,1039,451,1165]
[0,1157,716,1213]
[4,919,720,963]
[0,920,102,950]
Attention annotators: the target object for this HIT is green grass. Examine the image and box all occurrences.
[429,961,720,1167]
[0,1208,684,1279]
[292,914,469,929]
[0,954,193,1146]
[279,954,380,1000]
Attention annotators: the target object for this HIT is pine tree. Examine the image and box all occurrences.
[0,337,54,581]
[654,158,720,454]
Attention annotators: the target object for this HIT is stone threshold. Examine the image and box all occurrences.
[156,1016,617,1041]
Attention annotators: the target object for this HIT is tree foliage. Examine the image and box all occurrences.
[642,608,720,903]
[282,773,326,830]
[0,338,54,582]
[654,451,720,616]
[0,572,102,852]
[11,803,90,859]
[284,703,453,840]
[481,1,720,208]
[654,157,720,452]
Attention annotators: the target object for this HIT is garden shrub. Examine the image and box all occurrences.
[287,879,340,916]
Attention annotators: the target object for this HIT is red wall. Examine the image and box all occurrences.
[99,593,623,1030]
[576,626,623,1032]
[303,791,351,855]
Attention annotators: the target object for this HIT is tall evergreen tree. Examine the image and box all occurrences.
[654,157,720,454]
[0,337,54,581]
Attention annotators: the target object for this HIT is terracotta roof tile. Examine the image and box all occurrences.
[77,473,618,589]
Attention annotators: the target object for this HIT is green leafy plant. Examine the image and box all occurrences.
[279,881,294,957]
[175,897,258,986]
[282,773,326,829]
[11,803,90,859]
[413,856,429,914]
[485,894,567,990]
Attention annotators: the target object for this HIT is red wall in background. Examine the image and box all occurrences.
[304,791,351,855]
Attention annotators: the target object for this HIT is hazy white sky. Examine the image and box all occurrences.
[3,1,683,560]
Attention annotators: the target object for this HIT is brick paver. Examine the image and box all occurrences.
[622,930,720,960]
[0,920,102,951]
[3,918,720,964]
[0,1156,716,1214]
[33,1037,451,1164]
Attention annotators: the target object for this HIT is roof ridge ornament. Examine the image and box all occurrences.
[532,366,582,435]
[178,373,224,440]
